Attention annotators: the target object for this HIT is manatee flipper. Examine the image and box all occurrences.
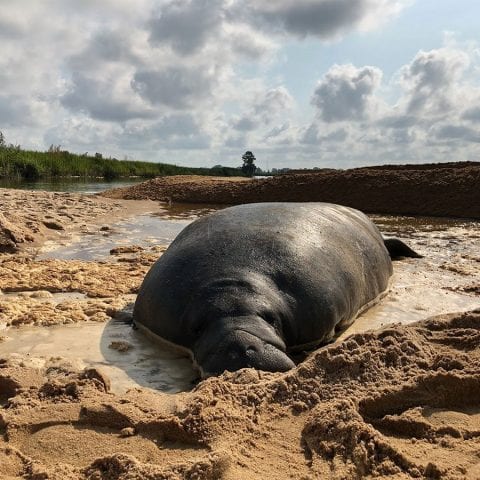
[384,238,422,259]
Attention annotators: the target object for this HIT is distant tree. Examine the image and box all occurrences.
[0,131,5,148]
[241,151,257,177]
[95,152,103,159]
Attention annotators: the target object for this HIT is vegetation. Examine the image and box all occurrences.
[241,151,257,177]
[0,133,243,181]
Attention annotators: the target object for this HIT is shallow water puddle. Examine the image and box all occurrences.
[0,319,198,393]
[37,204,225,260]
[338,261,479,340]
[339,215,480,339]
[38,204,225,261]
[38,214,193,261]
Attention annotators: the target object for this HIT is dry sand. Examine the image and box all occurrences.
[103,162,480,219]
[0,183,479,479]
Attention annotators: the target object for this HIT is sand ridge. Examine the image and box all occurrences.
[102,162,480,219]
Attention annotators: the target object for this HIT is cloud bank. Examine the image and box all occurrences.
[0,0,479,168]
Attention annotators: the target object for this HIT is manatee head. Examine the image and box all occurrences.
[193,316,295,377]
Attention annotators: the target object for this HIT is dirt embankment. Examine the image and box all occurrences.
[103,162,480,219]
[1,310,480,479]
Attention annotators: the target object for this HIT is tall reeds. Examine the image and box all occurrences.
[0,145,241,180]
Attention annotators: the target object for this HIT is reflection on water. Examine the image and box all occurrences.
[0,177,144,194]
[39,214,193,261]
[0,318,198,394]
[38,204,228,261]
[339,213,480,340]
[153,203,224,220]
[371,214,479,235]
[39,204,227,261]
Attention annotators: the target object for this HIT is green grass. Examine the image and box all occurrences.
[0,146,243,180]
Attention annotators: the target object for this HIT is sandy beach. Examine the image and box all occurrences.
[0,178,479,479]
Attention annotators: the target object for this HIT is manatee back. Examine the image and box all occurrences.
[133,202,392,349]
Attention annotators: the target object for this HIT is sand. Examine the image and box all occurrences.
[1,311,479,479]
[102,162,480,219]
[1,183,479,479]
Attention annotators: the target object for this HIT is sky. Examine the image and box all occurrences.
[1,0,480,170]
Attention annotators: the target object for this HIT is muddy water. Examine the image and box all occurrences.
[2,206,479,393]
[39,205,222,260]
[0,314,197,394]
[338,216,480,339]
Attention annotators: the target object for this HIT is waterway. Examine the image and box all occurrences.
[0,177,145,194]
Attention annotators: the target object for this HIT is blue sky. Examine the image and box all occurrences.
[1,0,479,169]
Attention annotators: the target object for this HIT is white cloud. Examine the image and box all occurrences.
[132,65,218,109]
[149,0,225,55]
[433,124,480,144]
[0,95,34,127]
[2,0,480,169]
[311,64,382,122]
[62,72,155,122]
[462,106,480,123]
[399,48,470,116]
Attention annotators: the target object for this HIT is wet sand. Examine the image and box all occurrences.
[0,188,160,253]
[0,187,479,479]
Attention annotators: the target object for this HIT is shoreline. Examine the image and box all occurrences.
[0,187,161,253]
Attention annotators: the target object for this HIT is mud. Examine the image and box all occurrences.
[0,188,158,253]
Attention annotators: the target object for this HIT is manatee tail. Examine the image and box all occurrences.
[384,238,422,259]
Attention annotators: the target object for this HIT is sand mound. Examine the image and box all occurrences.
[0,252,157,298]
[103,162,480,219]
[1,310,479,479]
[0,248,160,327]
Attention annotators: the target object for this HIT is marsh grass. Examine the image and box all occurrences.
[0,146,242,180]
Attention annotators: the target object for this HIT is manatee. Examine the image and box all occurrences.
[133,203,420,377]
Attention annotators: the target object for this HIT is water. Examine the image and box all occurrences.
[0,177,144,194]
[0,317,198,394]
[338,214,480,339]
[39,204,225,261]
[39,214,192,260]
[0,177,257,194]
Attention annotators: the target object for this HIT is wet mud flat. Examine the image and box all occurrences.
[0,192,479,479]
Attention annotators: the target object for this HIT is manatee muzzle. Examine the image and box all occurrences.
[198,327,295,377]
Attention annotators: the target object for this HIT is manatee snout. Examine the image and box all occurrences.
[198,328,295,377]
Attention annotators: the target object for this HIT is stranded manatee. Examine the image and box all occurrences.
[133,203,420,377]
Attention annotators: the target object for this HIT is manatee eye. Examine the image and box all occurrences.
[192,325,202,336]
[262,312,278,327]
[191,316,206,336]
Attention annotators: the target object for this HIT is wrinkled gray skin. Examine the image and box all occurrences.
[133,203,416,377]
